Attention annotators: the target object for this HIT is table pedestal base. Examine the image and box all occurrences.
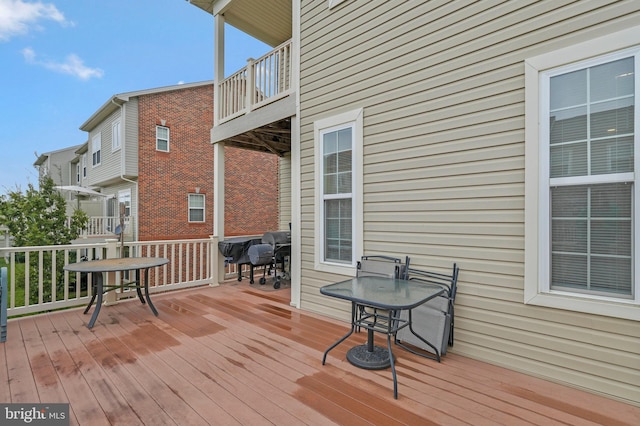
[346,345,392,370]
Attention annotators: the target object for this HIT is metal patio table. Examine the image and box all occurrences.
[321,276,445,399]
[64,257,169,329]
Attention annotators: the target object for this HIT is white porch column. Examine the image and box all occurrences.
[214,13,224,127]
[213,13,226,282]
[213,142,225,239]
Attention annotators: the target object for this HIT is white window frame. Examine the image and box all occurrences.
[92,133,101,167]
[156,126,170,152]
[82,154,86,178]
[188,193,205,223]
[76,163,80,183]
[112,120,121,152]
[314,108,363,275]
[524,26,640,321]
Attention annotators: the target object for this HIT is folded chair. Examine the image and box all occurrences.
[355,255,410,331]
[395,263,459,358]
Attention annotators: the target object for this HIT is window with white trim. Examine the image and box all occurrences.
[156,126,169,152]
[112,120,121,151]
[314,108,363,273]
[82,154,86,178]
[76,163,80,183]
[92,133,101,166]
[188,194,205,222]
[323,126,353,263]
[525,28,640,320]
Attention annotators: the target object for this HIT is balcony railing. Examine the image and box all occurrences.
[69,215,135,237]
[218,39,293,123]
[0,237,219,317]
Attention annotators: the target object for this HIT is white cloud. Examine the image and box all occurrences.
[22,47,104,80]
[0,0,72,42]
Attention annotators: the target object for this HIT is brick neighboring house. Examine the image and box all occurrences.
[64,81,279,241]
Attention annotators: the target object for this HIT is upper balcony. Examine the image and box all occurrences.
[218,39,293,125]
[190,0,294,157]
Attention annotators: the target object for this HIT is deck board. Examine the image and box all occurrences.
[2,282,639,425]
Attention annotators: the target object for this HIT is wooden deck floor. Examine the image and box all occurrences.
[2,282,639,425]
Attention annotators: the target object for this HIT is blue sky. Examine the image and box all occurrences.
[0,0,270,194]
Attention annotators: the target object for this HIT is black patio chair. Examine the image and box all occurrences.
[395,263,460,358]
[355,255,410,332]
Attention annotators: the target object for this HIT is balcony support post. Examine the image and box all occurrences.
[214,13,225,127]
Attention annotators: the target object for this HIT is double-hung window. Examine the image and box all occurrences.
[92,133,101,166]
[323,126,353,263]
[314,108,363,272]
[157,126,170,152]
[188,194,205,222]
[525,28,640,320]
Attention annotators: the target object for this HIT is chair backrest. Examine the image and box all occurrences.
[357,255,410,279]
[407,263,459,301]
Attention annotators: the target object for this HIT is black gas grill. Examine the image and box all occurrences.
[218,236,262,282]
[248,230,291,289]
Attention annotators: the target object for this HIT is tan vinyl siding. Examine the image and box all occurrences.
[298,0,640,405]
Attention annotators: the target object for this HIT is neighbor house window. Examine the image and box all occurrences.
[112,120,121,151]
[188,194,205,222]
[92,133,101,166]
[76,164,80,183]
[157,126,170,152]
[314,108,363,273]
[82,154,87,177]
[525,28,640,320]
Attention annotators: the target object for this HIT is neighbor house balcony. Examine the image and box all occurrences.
[77,215,135,239]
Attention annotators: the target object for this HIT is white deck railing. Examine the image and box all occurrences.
[69,215,135,237]
[0,237,220,317]
[218,39,293,123]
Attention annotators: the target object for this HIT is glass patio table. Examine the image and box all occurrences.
[320,276,444,399]
[64,257,169,329]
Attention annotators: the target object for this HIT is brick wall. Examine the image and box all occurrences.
[137,84,279,241]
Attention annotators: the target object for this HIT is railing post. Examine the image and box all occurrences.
[104,238,119,305]
[246,57,255,112]
[1,267,7,342]
[209,235,220,287]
